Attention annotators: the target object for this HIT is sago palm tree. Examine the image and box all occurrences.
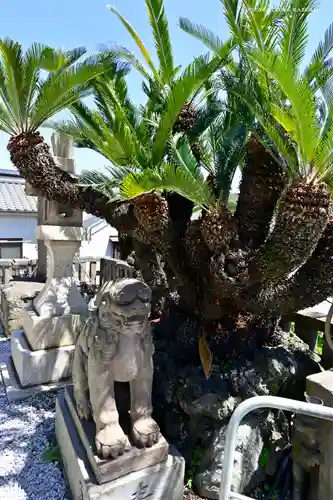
[7,0,333,356]
[0,39,125,220]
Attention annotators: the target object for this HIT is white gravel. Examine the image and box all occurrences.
[0,336,68,500]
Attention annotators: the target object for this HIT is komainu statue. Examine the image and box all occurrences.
[72,278,161,459]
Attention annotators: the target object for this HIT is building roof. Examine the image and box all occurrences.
[0,178,37,213]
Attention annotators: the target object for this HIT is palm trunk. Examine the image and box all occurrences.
[271,217,333,315]
[7,132,126,226]
[248,181,331,286]
[235,136,285,249]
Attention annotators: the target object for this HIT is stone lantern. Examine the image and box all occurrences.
[4,133,90,400]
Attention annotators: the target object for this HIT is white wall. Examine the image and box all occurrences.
[0,211,119,261]
[0,212,37,259]
[79,222,117,259]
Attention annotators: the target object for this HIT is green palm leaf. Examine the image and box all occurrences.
[79,164,132,200]
[179,18,234,59]
[0,39,25,131]
[152,54,217,163]
[304,21,333,84]
[31,53,108,128]
[279,0,317,71]
[249,49,318,169]
[168,137,202,177]
[145,0,174,85]
[120,163,215,209]
[101,42,151,80]
[214,123,248,200]
[108,5,158,79]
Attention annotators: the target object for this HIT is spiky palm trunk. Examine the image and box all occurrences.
[271,217,333,315]
[248,181,331,285]
[8,132,116,222]
[133,192,169,232]
[9,131,333,355]
[200,206,237,253]
[235,136,285,249]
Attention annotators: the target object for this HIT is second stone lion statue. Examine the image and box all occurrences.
[72,278,161,459]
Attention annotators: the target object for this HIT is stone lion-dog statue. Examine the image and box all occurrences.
[72,278,161,459]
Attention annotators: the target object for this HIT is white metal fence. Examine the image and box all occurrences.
[219,395,333,500]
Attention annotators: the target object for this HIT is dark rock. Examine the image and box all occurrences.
[152,315,320,499]
[195,415,264,499]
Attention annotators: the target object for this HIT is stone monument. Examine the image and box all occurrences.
[1,133,90,401]
[56,278,185,499]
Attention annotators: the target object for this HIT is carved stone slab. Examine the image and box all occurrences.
[65,386,169,485]
[11,330,74,387]
[33,226,90,318]
[56,391,185,500]
[21,306,85,350]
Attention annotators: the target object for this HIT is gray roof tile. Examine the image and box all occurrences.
[0,180,37,213]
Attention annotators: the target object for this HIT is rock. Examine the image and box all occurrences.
[0,281,44,336]
[195,415,264,499]
[152,316,320,498]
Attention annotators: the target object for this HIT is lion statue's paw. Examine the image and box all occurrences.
[75,393,92,420]
[96,423,131,459]
[131,417,160,448]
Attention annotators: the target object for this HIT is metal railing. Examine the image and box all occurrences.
[219,395,333,500]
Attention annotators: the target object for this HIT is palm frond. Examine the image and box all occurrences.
[108,5,158,78]
[169,137,201,177]
[304,21,333,84]
[179,18,234,59]
[314,123,333,179]
[152,53,216,163]
[0,39,25,131]
[279,0,317,72]
[221,0,249,55]
[30,53,108,129]
[249,49,318,168]
[145,0,174,85]
[120,163,215,209]
[78,164,132,200]
[214,123,247,200]
[100,42,151,80]
[240,0,269,51]
[185,97,224,142]
[0,102,18,134]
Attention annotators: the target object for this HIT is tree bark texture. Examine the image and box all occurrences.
[8,132,333,331]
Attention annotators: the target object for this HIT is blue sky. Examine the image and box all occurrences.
[0,0,333,186]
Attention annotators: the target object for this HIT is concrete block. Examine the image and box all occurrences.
[56,391,185,500]
[0,357,72,402]
[65,386,169,484]
[307,370,333,404]
[21,306,84,349]
[306,371,333,500]
[11,330,74,386]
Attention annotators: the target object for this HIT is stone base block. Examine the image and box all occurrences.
[65,386,169,484]
[0,357,72,402]
[11,330,74,386]
[56,391,185,500]
[21,306,85,350]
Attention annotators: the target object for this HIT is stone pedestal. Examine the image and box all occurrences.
[0,331,74,402]
[56,389,185,500]
[3,134,90,401]
[33,225,89,318]
[306,371,333,500]
[21,306,84,350]
[6,224,90,399]
[11,330,74,386]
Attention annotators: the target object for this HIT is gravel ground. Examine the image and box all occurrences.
[0,337,67,500]
[0,336,203,500]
